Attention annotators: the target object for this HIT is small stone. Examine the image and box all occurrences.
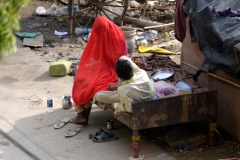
[59,52,68,57]
[149,38,155,42]
[76,38,86,45]
[43,50,50,54]
[70,45,81,48]
[0,141,10,146]
[62,38,70,43]
[164,10,175,19]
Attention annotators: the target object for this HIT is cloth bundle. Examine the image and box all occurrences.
[155,81,179,98]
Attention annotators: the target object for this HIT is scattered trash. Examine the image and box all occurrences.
[70,45,81,48]
[129,1,140,8]
[35,6,47,15]
[75,27,92,35]
[36,4,73,17]
[136,37,148,47]
[157,154,166,158]
[16,32,41,38]
[54,30,68,36]
[138,30,158,41]
[49,59,72,77]
[23,34,44,48]
[138,45,176,54]
[46,4,58,15]
[52,6,68,17]
[21,95,43,109]
[169,30,174,37]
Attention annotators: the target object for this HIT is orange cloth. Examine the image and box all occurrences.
[72,16,128,106]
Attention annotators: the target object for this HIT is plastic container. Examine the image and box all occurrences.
[73,5,78,13]
[49,60,72,77]
[136,37,148,47]
[120,26,136,56]
[52,6,68,17]
[175,81,192,92]
[62,95,73,110]
[47,90,53,113]
[75,27,92,35]
[107,120,114,130]
[46,4,58,15]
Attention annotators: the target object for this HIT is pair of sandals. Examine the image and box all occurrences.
[89,128,118,142]
[54,118,82,137]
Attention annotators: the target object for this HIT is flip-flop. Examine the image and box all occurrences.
[92,131,118,142]
[88,128,105,139]
[65,127,81,138]
[53,118,70,129]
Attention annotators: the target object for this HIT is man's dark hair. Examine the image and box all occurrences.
[115,59,133,80]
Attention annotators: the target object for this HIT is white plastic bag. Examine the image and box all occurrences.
[36,6,47,15]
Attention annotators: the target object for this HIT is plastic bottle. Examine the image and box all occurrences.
[52,6,68,17]
[47,90,53,113]
[73,5,78,13]
[75,27,92,35]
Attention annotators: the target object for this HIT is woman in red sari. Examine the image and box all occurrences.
[71,16,128,125]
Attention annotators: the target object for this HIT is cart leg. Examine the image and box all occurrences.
[131,130,140,158]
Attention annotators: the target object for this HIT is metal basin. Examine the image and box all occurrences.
[150,68,174,81]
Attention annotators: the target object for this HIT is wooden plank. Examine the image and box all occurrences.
[23,34,43,47]
[131,90,217,130]
[114,112,133,128]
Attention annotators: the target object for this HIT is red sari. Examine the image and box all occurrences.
[72,16,128,106]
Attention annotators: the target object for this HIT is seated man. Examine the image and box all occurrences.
[113,56,156,113]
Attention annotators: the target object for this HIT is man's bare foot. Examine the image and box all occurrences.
[70,113,88,125]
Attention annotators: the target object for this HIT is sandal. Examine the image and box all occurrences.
[88,128,105,139]
[53,118,70,129]
[92,131,118,143]
[65,127,81,138]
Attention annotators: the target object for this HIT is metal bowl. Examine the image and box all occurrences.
[150,68,174,82]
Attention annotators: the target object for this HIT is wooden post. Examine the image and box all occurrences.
[69,0,74,35]
[142,0,148,19]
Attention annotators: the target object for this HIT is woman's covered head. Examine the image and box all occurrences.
[115,59,133,80]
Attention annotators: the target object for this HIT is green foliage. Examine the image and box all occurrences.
[0,0,30,60]
[163,32,169,39]
[131,24,137,28]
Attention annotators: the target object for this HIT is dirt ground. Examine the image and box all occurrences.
[0,0,240,160]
